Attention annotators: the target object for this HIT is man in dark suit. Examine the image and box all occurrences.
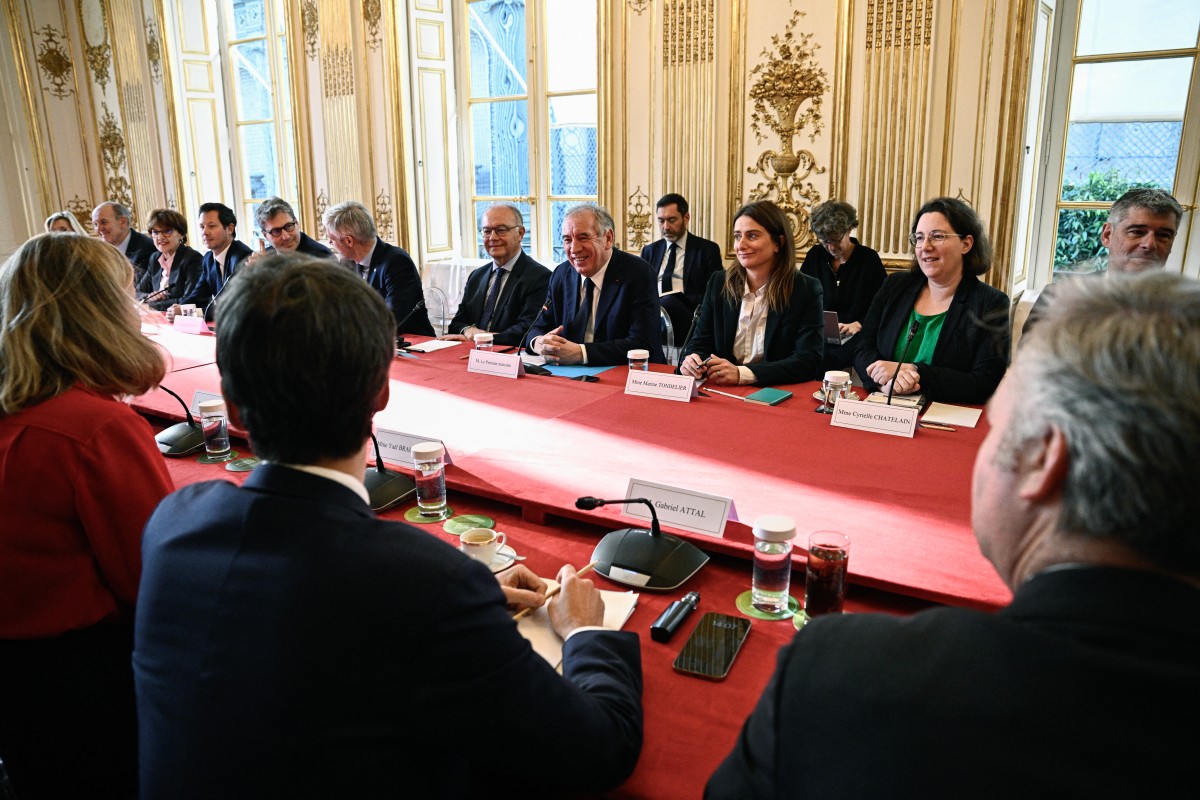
[526,203,664,366]
[323,200,434,337]
[91,201,156,284]
[173,202,254,321]
[253,196,334,259]
[443,202,550,347]
[640,193,723,344]
[707,272,1200,797]
[134,255,643,798]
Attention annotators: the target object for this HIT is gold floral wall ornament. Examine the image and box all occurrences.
[145,17,163,84]
[363,0,382,52]
[302,0,319,60]
[629,0,649,16]
[107,175,133,211]
[35,25,75,98]
[374,190,394,242]
[99,103,127,174]
[315,190,329,239]
[745,10,829,250]
[67,196,92,229]
[626,187,653,251]
[85,42,112,89]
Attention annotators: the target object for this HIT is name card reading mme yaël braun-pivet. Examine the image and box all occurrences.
[620,477,737,537]
[829,397,919,438]
[189,390,224,416]
[466,349,525,379]
[623,371,696,402]
[374,428,454,468]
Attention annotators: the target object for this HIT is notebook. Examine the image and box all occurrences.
[824,311,855,345]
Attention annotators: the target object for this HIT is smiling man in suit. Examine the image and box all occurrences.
[323,200,434,338]
[526,203,664,366]
[640,193,723,343]
[173,202,254,321]
[442,202,550,347]
[92,201,156,284]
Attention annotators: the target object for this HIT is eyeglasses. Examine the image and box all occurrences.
[909,232,964,247]
[479,225,517,237]
[561,233,599,246]
[263,220,297,238]
[818,235,846,246]
[148,229,177,238]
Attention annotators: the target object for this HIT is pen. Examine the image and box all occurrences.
[512,561,598,620]
[703,387,745,401]
[919,422,956,432]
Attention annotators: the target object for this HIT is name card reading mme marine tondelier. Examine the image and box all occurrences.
[623,371,696,403]
[829,398,919,438]
[374,428,454,467]
[466,349,525,379]
[621,477,737,538]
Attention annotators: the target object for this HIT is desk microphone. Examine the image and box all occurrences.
[576,495,708,591]
[154,385,206,456]
[517,293,554,376]
[137,286,170,307]
[363,432,416,511]
[886,319,920,406]
[680,304,702,353]
[394,299,426,350]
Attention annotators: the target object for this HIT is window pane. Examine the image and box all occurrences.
[473,200,533,259]
[548,95,596,195]
[1061,58,1190,198]
[549,201,572,264]
[468,0,527,98]
[1077,0,1199,56]
[471,101,529,196]
[231,41,273,120]
[544,0,596,92]
[239,123,278,199]
[227,0,266,40]
[1053,208,1108,275]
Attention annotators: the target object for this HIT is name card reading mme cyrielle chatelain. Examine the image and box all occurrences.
[466,350,525,379]
[623,371,696,402]
[829,398,919,438]
[620,478,737,538]
[374,428,453,468]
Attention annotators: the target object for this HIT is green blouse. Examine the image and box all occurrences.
[893,308,947,364]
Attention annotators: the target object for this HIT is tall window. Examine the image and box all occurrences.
[464,0,598,264]
[1037,0,1199,280]
[224,0,297,239]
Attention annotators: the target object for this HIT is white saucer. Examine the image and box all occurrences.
[487,544,518,573]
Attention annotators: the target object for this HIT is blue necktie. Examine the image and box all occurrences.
[479,267,503,330]
[567,278,595,342]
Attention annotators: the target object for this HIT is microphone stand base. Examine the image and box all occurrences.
[591,528,709,591]
[364,467,417,512]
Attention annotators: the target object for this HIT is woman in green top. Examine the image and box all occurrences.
[854,197,1011,404]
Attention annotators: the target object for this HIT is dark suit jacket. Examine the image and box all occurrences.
[707,567,1200,798]
[854,269,1010,404]
[135,464,643,799]
[801,239,887,370]
[448,252,551,346]
[526,249,665,365]
[365,237,435,336]
[681,271,825,386]
[136,245,203,311]
[265,232,334,259]
[181,239,255,319]
[641,232,724,315]
[123,229,157,285]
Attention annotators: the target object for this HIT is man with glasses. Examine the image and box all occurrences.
[640,193,723,344]
[253,197,334,259]
[442,203,550,347]
[526,204,664,366]
[91,201,157,284]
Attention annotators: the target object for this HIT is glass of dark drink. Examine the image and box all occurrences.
[804,531,850,617]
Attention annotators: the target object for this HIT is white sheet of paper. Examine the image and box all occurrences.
[517,581,639,669]
[404,339,460,353]
[921,402,983,428]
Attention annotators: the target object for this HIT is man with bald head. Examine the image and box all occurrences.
[92,201,156,283]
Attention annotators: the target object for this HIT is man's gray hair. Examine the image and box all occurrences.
[485,202,524,227]
[1107,188,1184,227]
[1002,271,1200,570]
[322,201,377,243]
[563,203,615,237]
[809,201,859,241]
[94,201,131,222]
[255,197,297,232]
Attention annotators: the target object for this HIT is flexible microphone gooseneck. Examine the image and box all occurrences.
[680,304,702,354]
[137,286,171,307]
[153,385,206,456]
[576,497,662,536]
[516,292,554,375]
[394,299,427,350]
[886,319,921,406]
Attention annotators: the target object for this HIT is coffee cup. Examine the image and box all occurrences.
[460,527,507,564]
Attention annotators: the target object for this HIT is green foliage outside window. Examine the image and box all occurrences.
[1054,169,1158,273]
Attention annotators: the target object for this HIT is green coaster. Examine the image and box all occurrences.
[404,505,454,524]
[225,456,260,472]
[735,590,799,621]
[443,514,495,536]
[196,450,238,465]
[793,609,810,630]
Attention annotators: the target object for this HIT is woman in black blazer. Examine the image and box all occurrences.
[679,200,823,387]
[137,208,203,312]
[854,197,1010,404]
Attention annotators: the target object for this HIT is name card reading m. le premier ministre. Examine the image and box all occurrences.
[624,371,696,402]
[466,349,525,379]
[374,428,453,468]
[620,477,737,538]
[829,398,919,438]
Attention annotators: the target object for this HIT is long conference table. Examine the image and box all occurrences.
[133,322,1010,798]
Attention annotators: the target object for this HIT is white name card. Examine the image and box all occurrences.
[623,371,695,403]
[830,397,919,438]
[189,390,224,416]
[173,316,209,334]
[621,477,735,538]
[466,349,525,379]
[374,428,453,467]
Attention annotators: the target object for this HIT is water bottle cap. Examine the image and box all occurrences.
[627,349,650,359]
[198,398,226,413]
[411,441,444,459]
[823,370,850,384]
[752,514,796,542]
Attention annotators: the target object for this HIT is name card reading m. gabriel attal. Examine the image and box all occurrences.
[624,371,696,402]
[621,478,737,538]
[373,428,453,467]
[466,349,525,379]
[829,398,919,438]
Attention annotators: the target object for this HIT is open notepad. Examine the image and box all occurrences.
[516,581,639,670]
